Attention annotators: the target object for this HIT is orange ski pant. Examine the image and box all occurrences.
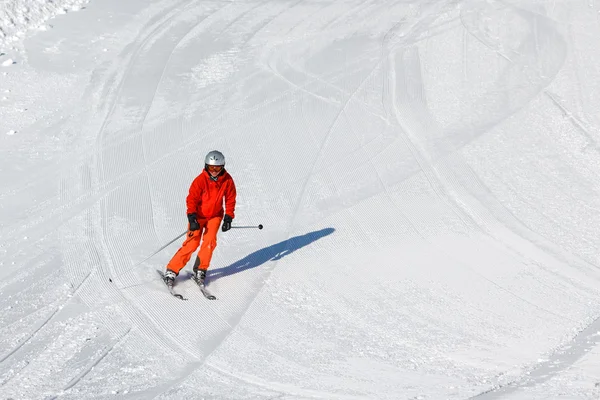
[166,216,221,275]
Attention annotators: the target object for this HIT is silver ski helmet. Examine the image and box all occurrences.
[204,150,225,166]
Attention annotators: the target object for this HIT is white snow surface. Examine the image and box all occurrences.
[0,0,88,49]
[2,0,600,399]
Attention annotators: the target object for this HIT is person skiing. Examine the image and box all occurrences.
[163,150,236,288]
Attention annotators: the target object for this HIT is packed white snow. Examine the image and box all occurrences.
[2,0,600,399]
[0,0,88,50]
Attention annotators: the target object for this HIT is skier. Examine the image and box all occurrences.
[163,150,236,289]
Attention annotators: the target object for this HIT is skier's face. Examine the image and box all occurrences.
[207,164,223,177]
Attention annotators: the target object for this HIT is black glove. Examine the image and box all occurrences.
[222,214,233,232]
[187,214,200,231]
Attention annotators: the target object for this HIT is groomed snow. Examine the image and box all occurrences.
[2,0,600,399]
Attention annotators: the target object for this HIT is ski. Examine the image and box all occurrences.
[156,270,187,300]
[186,271,217,300]
[188,272,217,300]
[198,285,217,300]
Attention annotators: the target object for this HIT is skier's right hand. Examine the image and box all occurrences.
[187,213,200,231]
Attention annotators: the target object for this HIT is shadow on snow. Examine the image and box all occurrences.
[209,227,335,281]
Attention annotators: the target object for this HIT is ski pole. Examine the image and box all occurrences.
[108,231,187,283]
[136,231,187,264]
[231,224,263,229]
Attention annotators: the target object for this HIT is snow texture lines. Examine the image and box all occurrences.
[80,0,237,363]
[6,0,600,398]
[0,270,91,377]
[0,307,60,366]
[63,327,132,391]
[93,0,194,181]
[471,316,600,399]
[206,361,371,400]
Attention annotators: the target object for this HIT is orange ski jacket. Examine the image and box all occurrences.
[186,169,236,220]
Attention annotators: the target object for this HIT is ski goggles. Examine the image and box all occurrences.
[207,165,223,172]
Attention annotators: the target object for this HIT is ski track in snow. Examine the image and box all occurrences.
[394,3,600,396]
[2,0,600,399]
[91,0,254,363]
[81,0,360,387]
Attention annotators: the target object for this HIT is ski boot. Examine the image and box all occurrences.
[192,269,207,286]
[163,270,176,288]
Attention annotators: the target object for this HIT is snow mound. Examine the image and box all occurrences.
[0,0,89,49]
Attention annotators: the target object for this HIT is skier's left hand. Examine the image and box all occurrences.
[222,214,233,232]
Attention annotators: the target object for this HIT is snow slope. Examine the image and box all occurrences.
[2,0,600,399]
[0,0,88,49]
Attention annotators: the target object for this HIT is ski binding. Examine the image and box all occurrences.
[156,270,187,300]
